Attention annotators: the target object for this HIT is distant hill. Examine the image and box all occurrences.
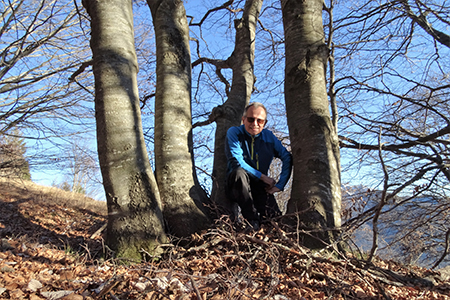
[342,185,450,268]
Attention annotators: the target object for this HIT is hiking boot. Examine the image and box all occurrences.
[249,220,260,231]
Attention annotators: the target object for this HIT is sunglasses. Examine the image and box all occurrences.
[246,117,266,125]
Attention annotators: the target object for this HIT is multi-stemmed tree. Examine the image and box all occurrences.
[8,0,450,266]
[79,0,343,256]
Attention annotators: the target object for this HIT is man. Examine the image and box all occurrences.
[225,102,292,230]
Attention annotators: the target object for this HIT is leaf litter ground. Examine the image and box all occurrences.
[0,179,449,299]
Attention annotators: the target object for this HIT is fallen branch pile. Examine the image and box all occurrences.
[122,219,450,299]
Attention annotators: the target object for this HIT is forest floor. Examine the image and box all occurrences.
[0,178,449,300]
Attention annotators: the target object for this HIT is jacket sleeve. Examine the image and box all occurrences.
[226,127,262,179]
[271,132,292,191]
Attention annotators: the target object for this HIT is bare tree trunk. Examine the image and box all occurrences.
[209,0,263,217]
[83,0,167,258]
[282,0,341,248]
[147,0,210,237]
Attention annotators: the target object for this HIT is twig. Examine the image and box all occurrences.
[90,223,107,239]
[94,276,122,299]
[368,126,389,261]
[374,281,392,300]
[431,227,450,269]
[189,275,203,300]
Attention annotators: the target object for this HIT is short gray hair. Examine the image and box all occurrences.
[243,102,267,118]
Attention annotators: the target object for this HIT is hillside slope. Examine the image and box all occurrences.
[0,178,449,299]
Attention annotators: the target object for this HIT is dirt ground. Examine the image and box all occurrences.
[0,178,449,299]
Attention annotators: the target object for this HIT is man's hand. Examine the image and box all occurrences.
[260,174,280,194]
[260,174,275,188]
[265,186,281,195]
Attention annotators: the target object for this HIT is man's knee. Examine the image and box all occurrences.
[231,167,249,181]
[227,167,250,188]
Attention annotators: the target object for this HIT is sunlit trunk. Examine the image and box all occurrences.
[282,0,341,248]
[210,0,263,217]
[147,0,211,237]
[83,0,167,258]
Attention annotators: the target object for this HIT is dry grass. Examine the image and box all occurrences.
[0,177,106,215]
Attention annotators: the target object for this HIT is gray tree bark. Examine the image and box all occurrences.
[82,0,167,258]
[209,0,263,217]
[147,0,211,237]
[282,0,341,248]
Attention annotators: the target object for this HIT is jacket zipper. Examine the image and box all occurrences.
[251,136,259,170]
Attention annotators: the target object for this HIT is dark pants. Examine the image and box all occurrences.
[226,167,281,222]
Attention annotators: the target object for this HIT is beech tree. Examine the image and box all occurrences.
[82,0,167,258]
[191,0,264,217]
[146,0,211,237]
[282,0,341,248]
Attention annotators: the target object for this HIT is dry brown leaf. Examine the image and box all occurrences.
[29,293,45,300]
[353,286,367,298]
[9,288,25,299]
[58,270,75,280]
[61,293,84,300]
[1,179,450,300]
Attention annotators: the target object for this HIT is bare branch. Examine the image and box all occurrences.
[400,0,450,48]
[188,0,234,27]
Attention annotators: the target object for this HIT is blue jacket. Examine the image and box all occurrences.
[225,125,292,191]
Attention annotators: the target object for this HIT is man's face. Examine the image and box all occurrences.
[242,106,267,136]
